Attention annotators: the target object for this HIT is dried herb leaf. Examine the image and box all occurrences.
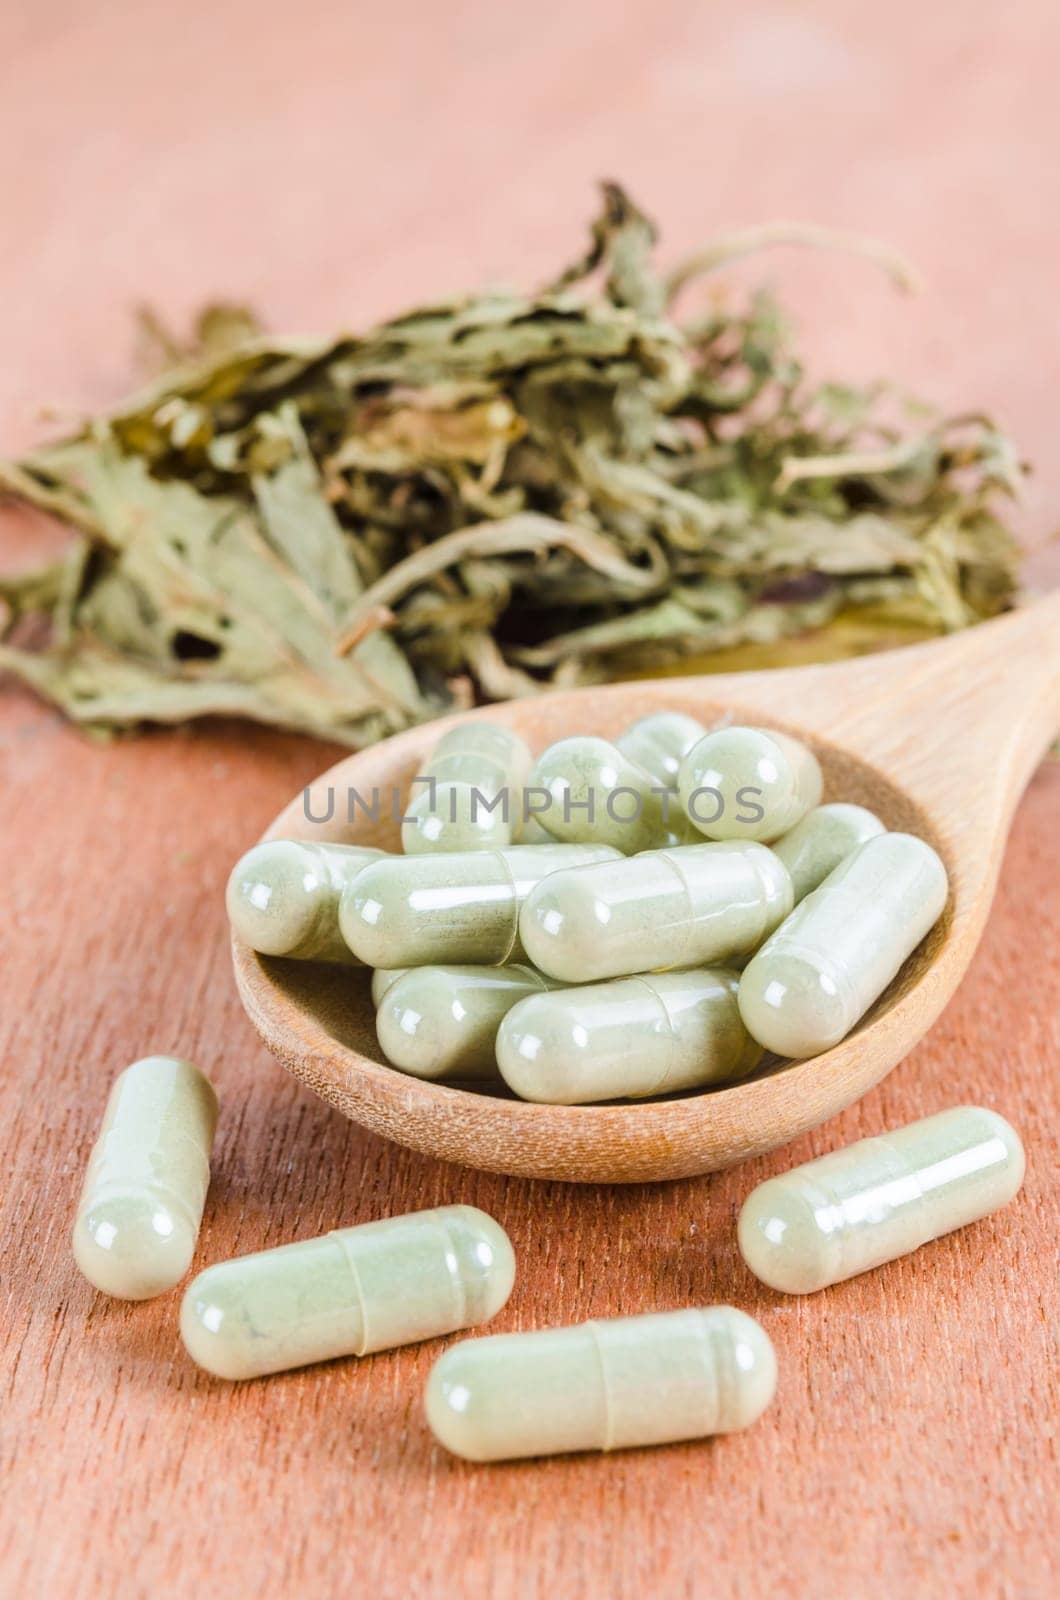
[0,183,1022,744]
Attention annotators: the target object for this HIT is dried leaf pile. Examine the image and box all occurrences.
[0,185,1022,744]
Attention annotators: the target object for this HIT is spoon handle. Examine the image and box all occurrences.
[928,587,1060,798]
[699,589,1060,829]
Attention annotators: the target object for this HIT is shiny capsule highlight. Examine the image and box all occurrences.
[519,841,792,983]
[738,1106,1025,1294]
[181,1205,515,1380]
[426,1307,777,1462]
[73,1056,218,1300]
[339,843,619,969]
[738,832,948,1058]
[378,964,557,1081]
[678,725,823,842]
[227,839,384,963]
[401,723,532,855]
[497,969,761,1104]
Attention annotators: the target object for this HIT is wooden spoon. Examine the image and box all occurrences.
[232,591,1060,1183]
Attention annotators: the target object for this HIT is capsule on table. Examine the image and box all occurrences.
[401,723,532,855]
[181,1204,515,1380]
[738,1106,1025,1295]
[339,843,620,969]
[227,840,384,964]
[529,736,697,853]
[772,802,885,902]
[425,1306,777,1462]
[519,841,793,984]
[377,964,559,1081]
[73,1056,218,1300]
[615,710,709,787]
[678,725,823,843]
[737,832,948,1058]
[497,969,761,1104]
[371,967,409,1006]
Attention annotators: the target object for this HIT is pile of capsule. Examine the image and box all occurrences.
[72,1054,1026,1462]
[69,715,1024,1463]
[226,711,952,1101]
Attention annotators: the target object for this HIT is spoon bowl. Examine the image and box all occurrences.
[232,592,1060,1182]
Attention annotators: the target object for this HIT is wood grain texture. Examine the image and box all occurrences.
[2,2,1059,1596]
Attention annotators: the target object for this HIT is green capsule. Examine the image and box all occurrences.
[181,1205,515,1380]
[73,1057,218,1301]
[339,843,620,969]
[529,735,697,853]
[738,1106,1025,1294]
[402,723,532,855]
[678,725,823,843]
[496,969,761,1104]
[738,832,948,1058]
[517,815,557,845]
[227,840,384,963]
[615,710,709,786]
[377,964,558,1081]
[426,1307,777,1462]
[773,803,885,902]
[519,841,792,983]
[371,967,409,1006]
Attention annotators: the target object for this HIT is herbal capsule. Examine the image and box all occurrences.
[497,969,761,1104]
[738,1106,1025,1295]
[520,841,792,983]
[773,803,886,902]
[518,815,557,845]
[227,840,384,964]
[425,1307,777,1462]
[401,723,532,855]
[738,832,948,1057]
[73,1056,218,1301]
[678,725,823,842]
[339,843,619,969]
[529,736,696,853]
[615,710,708,786]
[181,1204,515,1380]
[371,967,409,1006]
[378,964,556,1081]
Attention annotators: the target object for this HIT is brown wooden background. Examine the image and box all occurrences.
[2,4,1058,1597]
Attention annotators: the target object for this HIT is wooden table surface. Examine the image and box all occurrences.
[2,4,1058,1597]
